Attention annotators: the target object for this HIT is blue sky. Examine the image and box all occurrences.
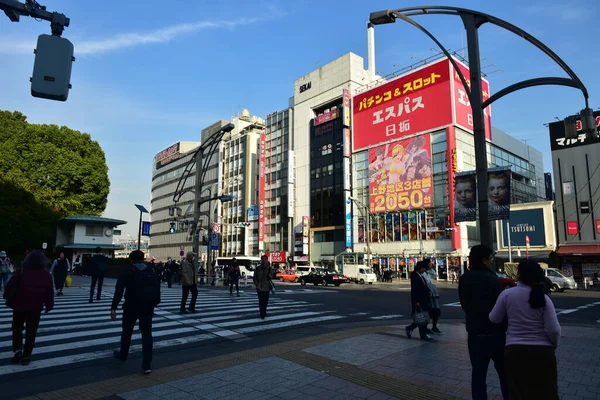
[1,0,598,239]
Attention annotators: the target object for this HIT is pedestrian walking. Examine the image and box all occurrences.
[0,250,14,291]
[3,250,54,366]
[489,260,561,400]
[179,252,198,314]
[111,250,161,375]
[405,261,434,341]
[229,258,241,297]
[253,255,272,319]
[209,263,216,286]
[89,247,109,303]
[459,245,508,400]
[50,252,71,296]
[165,258,176,288]
[424,259,442,334]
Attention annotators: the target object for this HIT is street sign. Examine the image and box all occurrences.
[211,233,220,250]
[180,244,185,251]
[113,229,122,236]
[42,242,47,250]
[179,250,185,257]
[142,221,151,236]
[212,223,221,233]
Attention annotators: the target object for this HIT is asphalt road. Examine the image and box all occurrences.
[0,280,598,399]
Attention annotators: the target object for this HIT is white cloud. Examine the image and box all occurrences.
[0,16,259,55]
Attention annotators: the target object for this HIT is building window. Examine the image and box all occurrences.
[86,225,103,237]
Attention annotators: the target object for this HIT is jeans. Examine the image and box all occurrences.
[257,290,270,318]
[12,311,42,357]
[230,278,239,295]
[90,272,105,300]
[181,285,198,311]
[467,334,508,400]
[118,308,153,370]
[0,273,9,289]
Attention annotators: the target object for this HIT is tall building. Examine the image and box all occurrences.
[263,102,294,263]
[217,109,265,257]
[149,141,201,261]
[549,112,600,282]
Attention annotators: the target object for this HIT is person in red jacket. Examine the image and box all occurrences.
[3,250,54,366]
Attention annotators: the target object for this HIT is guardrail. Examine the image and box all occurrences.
[195,273,252,288]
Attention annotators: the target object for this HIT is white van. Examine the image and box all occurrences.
[296,265,318,276]
[545,268,577,292]
[343,264,377,284]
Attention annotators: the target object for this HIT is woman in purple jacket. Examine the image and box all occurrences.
[3,250,54,366]
[489,260,561,400]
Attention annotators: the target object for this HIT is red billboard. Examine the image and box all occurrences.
[368,134,433,213]
[259,132,266,244]
[353,59,452,152]
[314,108,339,126]
[452,60,492,140]
[267,252,286,263]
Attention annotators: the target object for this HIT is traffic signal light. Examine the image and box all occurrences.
[31,35,75,101]
[169,221,176,233]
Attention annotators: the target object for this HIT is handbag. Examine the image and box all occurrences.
[412,306,429,328]
[64,274,72,288]
[4,271,21,309]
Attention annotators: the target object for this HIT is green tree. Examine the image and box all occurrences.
[0,110,110,256]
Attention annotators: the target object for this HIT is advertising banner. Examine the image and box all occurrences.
[288,183,294,215]
[343,128,351,158]
[247,205,259,221]
[258,133,266,247]
[314,107,339,126]
[446,126,462,249]
[353,59,452,152]
[502,208,546,247]
[267,252,286,263]
[302,216,309,237]
[288,150,294,184]
[548,110,600,151]
[155,142,181,170]
[142,221,151,236]
[452,60,492,141]
[345,197,352,248]
[488,168,511,221]
[368,134,433,213]
[454,171,477,223]
[343,89,351,127]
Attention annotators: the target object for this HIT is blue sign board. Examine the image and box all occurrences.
[247,205,259,221]
[345,199,352,248]
[211,233,220,250]
[502,208,546,247]
[142,221,151,236]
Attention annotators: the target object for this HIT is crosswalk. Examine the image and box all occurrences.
[0,287,346,376]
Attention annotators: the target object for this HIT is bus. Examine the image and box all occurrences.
[215,256,261,279]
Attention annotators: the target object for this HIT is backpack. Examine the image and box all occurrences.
[131,266,161,309]
[0,259,10,274]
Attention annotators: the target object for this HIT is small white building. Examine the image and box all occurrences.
[55,216,127,265]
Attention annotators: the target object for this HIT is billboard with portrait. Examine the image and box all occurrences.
[488,168,511,221]
[454,171,477,222]
[368,134,433,214]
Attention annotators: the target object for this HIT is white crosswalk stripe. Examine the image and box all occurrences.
[0,287,345,376]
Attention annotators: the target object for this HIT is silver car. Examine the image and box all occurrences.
[545,268,577,292]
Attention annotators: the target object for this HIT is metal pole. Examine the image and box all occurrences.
[206,194,212,276]
[137,211,142,250]
[461,13,491,248]
[366,204,372,269]
[192,150,202,270]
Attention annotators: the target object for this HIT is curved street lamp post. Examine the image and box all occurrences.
[369,6,594,249]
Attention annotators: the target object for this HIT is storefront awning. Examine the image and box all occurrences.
[557,245,600,256]
[495,250,552,260]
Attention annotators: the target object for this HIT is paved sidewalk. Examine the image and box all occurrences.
[19,321,600,400]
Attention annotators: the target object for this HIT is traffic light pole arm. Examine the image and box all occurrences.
[0,0,69,35]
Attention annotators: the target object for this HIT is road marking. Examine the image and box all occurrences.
[349,312,370,316]
[444,302,462,307]
[235,315,345,333]
[557,309,578,315]
[370,314,403,320]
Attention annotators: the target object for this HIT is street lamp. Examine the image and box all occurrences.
[134,204,149,251]
[349,196,372,268]
[369,6,592,248]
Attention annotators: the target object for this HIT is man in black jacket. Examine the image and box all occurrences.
[459,245,508,400]
[111,250,161,375]
[89,247,108,303]
[405,261,434,341]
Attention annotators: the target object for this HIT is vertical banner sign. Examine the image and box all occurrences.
[288,150,295,216]
[446,126,462,249]
[352,59,453,152]
[343,128,351,158]
[487,167,511,221]
[343,88,351,127]
[343,157,352,248]
[454,171,477,222]
[368,134,433,213]
[452,59,492,141]
[258,132,266,248]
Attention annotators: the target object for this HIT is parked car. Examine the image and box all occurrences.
[299,268,347,287]
[496,271,516,290]
[545,268,577,292]
[276,270,299,282]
